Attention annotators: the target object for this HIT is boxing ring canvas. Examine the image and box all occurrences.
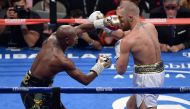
[0,47,190,109]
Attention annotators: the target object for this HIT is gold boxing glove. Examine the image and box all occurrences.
[93,15,121,30]
[104,15,121,30]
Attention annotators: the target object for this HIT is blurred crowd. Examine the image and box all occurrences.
[0,0,189,52]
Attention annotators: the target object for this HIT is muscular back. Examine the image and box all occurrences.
[30,35,74,80]
[124,22,161,65]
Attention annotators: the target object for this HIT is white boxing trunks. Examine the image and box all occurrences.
[133,61,165,108]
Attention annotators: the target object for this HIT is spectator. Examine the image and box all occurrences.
[139,0,162,18]
[0,0,43,48]
[0,0,9,17]
[70,9,102,50]
[66,0,117,17]
[0,0,9,11]
[32,0,67,18]
[105,0,162,18]
[26,0,33,9]
[180,0,190,10]
[32,0,68,42]
[150,0,190,52]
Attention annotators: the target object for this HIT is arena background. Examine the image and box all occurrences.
[0,47,190,109]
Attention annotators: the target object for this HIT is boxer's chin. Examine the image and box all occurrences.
[120,22,126,27]
[122,25,130,31]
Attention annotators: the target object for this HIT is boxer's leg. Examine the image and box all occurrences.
[126,95,137,109]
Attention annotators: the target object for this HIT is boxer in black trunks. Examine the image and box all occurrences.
[20,25,112,109]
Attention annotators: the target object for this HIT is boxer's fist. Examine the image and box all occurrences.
[104,15,121,30]
[88,11,104,22]
[98,55,112,68]
[91,55,112,75]
[93,15,121,29]
[115,39,122,60]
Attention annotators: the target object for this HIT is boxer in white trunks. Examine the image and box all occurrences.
[115,1,164,109]
[88,1,165,109]
[115,1,165,109]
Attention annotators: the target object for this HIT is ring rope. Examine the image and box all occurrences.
[0,19,90,25]
[0,18,190,25]
[0,87,190,94]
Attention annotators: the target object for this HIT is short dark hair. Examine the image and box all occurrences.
[163,0,180,5]
[9,0,26,6]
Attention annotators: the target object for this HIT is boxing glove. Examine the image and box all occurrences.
[91,55,112,75]
[93,15,121,29]
[115,39,122,60]
[88,11,104,22]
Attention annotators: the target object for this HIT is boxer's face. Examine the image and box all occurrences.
[14,0,27,9]
[116,6,130,29]
[164,1,179,18]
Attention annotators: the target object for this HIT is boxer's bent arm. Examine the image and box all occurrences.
[109,29,125,40]
[116,38,130,75]
[66,68,98,86]
[80,32,95,44]
[60,58,98,85]
[75,24,95,35]
[64,55,111,85]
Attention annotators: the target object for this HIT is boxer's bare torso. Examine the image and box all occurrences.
[29,25,99,83]
[30,34,71,80]
[121,22,161,66]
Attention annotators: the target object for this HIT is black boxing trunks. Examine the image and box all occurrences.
[21,70,53,87]
[20,70,66,109]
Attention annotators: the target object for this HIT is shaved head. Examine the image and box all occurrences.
[55,25,77,46]
[116,0,141,29]
[56,25,76,40]
[120,0,140,17]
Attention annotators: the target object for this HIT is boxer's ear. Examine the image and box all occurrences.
[65,37,70,45]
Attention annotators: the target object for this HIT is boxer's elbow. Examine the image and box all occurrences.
[81,80,90,86]
[81,75,97,85]
[75,71,95,85]
[80,78,91,86]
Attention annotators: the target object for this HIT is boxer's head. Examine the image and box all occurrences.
[116,0,140,29]
[56,25,78,47]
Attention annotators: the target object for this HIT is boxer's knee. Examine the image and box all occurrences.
[139,101,147,109]
[127,95,137,109]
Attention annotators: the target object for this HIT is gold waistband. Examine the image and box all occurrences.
[134,61,164,74]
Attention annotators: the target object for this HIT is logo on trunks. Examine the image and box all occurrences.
[112,95,190,109]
